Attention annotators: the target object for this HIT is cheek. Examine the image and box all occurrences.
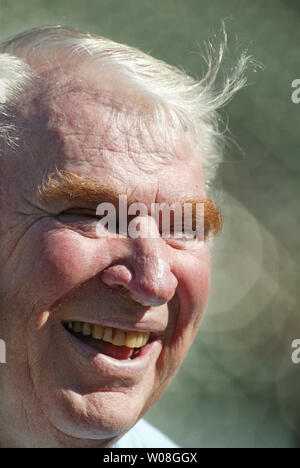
[177,244,211,320]
[17,223,112,313]
[156,246,211,381]
[44,232,94,284]
[39,229,110,301]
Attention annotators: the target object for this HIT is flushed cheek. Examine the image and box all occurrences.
[1,218,110,316]
[35,228,111,307]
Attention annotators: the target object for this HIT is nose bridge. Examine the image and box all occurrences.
[134,236,169,286]
[101,216,178,306]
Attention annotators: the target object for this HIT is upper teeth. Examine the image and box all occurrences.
[68,321,150,348]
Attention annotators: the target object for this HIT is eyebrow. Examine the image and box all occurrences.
[190,197,223,237]
[38,169,223,236]
[38,169,123,205]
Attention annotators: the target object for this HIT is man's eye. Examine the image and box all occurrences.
[59,208,98,218]
[58,209,120,236]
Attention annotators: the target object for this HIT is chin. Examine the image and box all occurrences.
[38,382,155,442]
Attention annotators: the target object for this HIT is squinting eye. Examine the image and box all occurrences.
[58,208,120,236]
[59,208,98,217]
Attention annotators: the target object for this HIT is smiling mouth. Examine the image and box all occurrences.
[63,321,152,360]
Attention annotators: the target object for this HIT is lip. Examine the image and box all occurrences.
[60,322,163,381]
[61,318,165,338]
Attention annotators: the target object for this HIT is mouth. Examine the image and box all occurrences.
[63,321,155,360]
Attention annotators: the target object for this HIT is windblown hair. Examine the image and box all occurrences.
[0,25,249,188]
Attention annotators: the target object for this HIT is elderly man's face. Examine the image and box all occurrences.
[0,71,212,447]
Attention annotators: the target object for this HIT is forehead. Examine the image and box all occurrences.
[7,71,205,203]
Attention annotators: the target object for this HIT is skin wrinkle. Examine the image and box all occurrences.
[47,79,135,117]
[0,215,44,267]
[0,312,35,447]
[69,141,176,169]
[28,365,103,448]
[47,74,155,137]
[49,238,152,314]
[46,75,187,168]
[26,331,50,447]
[26,304,117,448]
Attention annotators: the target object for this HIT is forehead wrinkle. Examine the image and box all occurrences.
[41,75,190,167]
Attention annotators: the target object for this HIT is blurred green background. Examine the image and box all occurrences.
[1,0,299,448]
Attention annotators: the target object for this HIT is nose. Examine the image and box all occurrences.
[100,216,178,307]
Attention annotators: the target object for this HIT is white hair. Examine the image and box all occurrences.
[0,25,250,188]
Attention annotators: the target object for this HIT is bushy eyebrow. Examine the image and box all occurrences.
[188,197,223,237]
[38,169,223,236]
[38,169,122,204]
